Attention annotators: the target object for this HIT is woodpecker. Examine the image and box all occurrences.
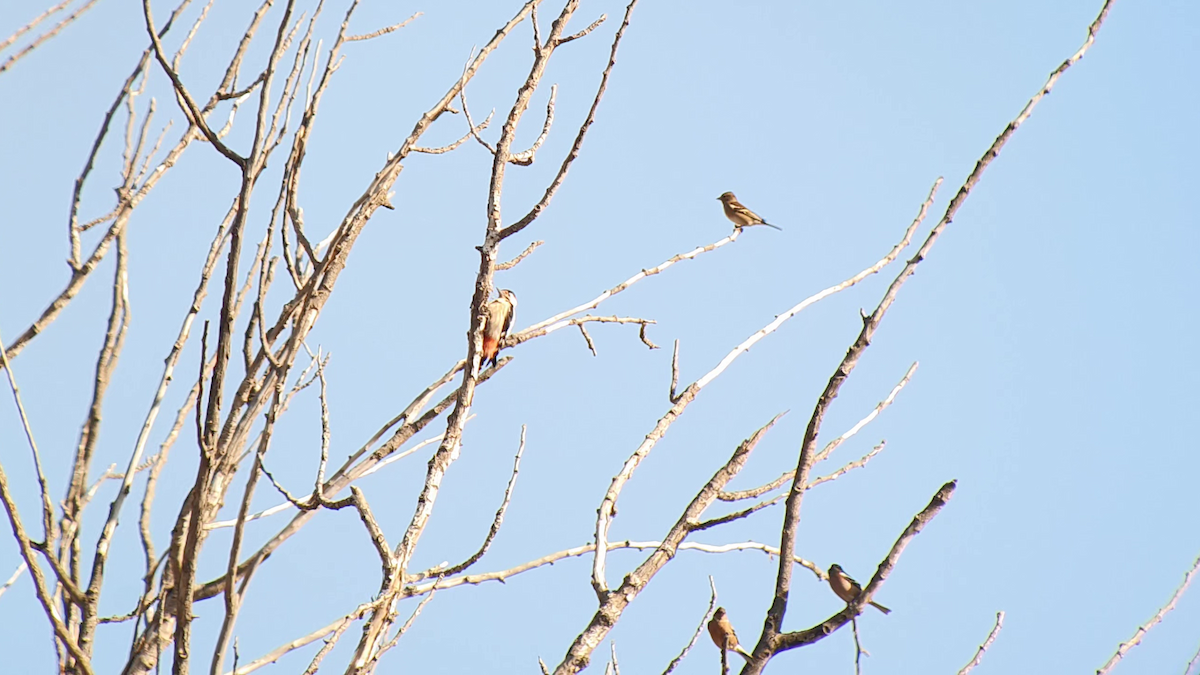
[827,563,891,615]
[480,289,517,367]
[717,191,782,230]
[707,607,753,660]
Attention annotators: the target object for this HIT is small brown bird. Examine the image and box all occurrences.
[480,289,517,367]
[717,192,782,230]
[827,564,891,615]
[707,607,753,660]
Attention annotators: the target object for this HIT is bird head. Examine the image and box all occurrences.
[828,563,844,577]
[717,191,736,203]
[712,607,727,620]
[498,289,518,308]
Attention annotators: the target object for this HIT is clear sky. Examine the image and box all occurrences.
[1,0,1198,673]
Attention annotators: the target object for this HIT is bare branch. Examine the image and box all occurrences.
[211,382,285,675]
[721,361,916,502]
[345,11,420,42]
[804,441,886,491]
[0,406,95,675]
[692,494,785,532]
[509,85,556,165]
[756,3,1118,662]
[438,427,526,577]
[589,196,927,603]
[0,0,73,53]
[0,325,56,548]
[851,617,867,675]
[1185,640,1200,675]
[559,415,780,673]
[499,3,634,241]
[1096,552,1200,675]
[770,480,957,655]
[668,340,680,402]
[405,538,822,595]
[496,240,544,270]
[363,583,439,671]
[578,324,598,356]
[758,478,955,662]
[554,14,606,46]
[813,362,917,464]
[142,0,246,166]
[411,110,493,154]
[0,561,27,601]
[661,576,718,675]
[519,231,739,337]
[227,601,381,675]
[5,1,192,364]
[957,611,1005,675]
[0,0,101,76]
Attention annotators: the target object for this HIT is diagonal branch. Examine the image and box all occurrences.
[403,538,822,593]
[556,416,780,674]
[0,0,101,76]
[345,11,419,42]
[957,611,1005,675]
[437,425,527,577]
[1096,552,1200,675]
[720,362,917,502]
[509,85,556,165]
[590,188,929,600]
[770,480,957,655]
[499,2,634,241]
[142,0,246,166]
[757,2,1118,662]
[661,577,718,675]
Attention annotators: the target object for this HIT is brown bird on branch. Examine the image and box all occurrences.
[481,289,517,367]
[717,191,782,230]
[827,563,891,615]
[708,607,753,660]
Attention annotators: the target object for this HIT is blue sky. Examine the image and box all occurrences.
[1,0,1198,673]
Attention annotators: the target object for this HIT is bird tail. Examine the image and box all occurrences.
[481,336,498,366]
[870,601,891,615]
[735,645,753,660]
[761,221,782,231]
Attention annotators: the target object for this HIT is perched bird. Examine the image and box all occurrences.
[827,564,891,615]
[480,289,517,367]
[707,607,753,660]
[717,192,782,230]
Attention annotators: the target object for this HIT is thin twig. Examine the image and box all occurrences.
[496,240,544,270]
[0,0,101,75]
[692,494,786,532]
[437,426,526,577]
[0,562,27,601]
[578,324,598,356]
[720,362,914,503]
[510,85,556,165]
[404,538,822,595]
[345,11,419,42]
[851,617,867,675]
[1184,639,1200,675]
[668,340,680,402]
[957,611,1005,675]
[557,415,780,674]
[0,0,72,53]
[0,325,56,548]
[661,576,718,675]
[1097,552,1200,675]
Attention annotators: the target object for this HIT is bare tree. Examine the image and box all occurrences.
[0,0,1195,674]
